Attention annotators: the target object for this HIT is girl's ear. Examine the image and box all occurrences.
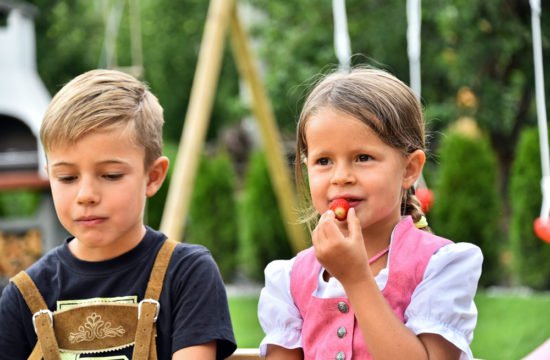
[146,156,169,197]
[403,150,426,189]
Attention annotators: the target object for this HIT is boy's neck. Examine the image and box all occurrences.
[68,225,147,262]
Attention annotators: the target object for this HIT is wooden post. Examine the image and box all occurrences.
[229,7,307,253]
[160,0,235,241]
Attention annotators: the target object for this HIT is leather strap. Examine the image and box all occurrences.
[28,343,42,360]
[132,239,177,360]
[11,272,61,360]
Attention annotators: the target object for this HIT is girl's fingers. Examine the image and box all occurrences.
[346,208,362,240]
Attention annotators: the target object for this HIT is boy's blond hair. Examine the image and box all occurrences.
[40,69,164,167]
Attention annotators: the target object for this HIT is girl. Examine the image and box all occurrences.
[258,68,483,360]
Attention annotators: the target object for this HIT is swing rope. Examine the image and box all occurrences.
[407,0,421,100]
[530,0,550,223]
[332,0,352,73]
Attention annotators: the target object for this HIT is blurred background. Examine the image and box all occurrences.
[1,0,550,359]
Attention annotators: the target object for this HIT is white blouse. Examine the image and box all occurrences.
[258,241,483,360]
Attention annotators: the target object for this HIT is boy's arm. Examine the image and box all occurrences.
[168,246,236,357]
[172,341,216,359]
[0,283,34,358]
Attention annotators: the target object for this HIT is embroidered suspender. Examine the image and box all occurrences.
[10,239,178,360]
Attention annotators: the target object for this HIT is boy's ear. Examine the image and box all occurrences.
[403,149,426,190]
[146,156,169,197]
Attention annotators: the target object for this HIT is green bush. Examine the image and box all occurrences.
[431,132,502,286]
[0,190,41,218]
[239,151,293,281]
[185,151,239,282]
[509,127,550,289]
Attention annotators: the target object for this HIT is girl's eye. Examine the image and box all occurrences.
[357,154,372,162]
[104,174,123,181]
[315,157,330,166]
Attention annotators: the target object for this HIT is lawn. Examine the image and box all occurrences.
[228,291,550,359]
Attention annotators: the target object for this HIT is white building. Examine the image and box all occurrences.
[0,0,66,252]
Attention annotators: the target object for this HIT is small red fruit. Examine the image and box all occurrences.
[330,199,350,221]
[416,187,434,213]
[534,217,550,244]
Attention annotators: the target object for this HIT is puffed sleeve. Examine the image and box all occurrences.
[404,242,483,360]
[257,258,303,356]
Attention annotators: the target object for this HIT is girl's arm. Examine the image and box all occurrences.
[172,341,216,359]
[266,344,304,360]
[344,275,460,359]
[313,209,460,360]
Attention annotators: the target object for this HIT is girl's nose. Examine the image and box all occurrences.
[331,163,355,185]
[76,179,100,205]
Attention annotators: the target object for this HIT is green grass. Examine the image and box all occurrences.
[229,291,550,358]
[228,295,264,347]
[471,292,550,360]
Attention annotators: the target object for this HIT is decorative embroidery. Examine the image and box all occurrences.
[69,313,126,343]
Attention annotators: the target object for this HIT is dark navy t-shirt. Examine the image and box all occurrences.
[0,227,236,359]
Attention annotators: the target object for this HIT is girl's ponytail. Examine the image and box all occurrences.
[404,188,432,232]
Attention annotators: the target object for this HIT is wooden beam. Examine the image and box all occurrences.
[229,7,307,253]
[160,0,235,241]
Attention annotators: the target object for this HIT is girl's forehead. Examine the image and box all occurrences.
[305,109,374,137]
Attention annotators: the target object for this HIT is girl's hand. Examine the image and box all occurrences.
[312,208,371,286]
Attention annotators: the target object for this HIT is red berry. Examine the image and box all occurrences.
[534,217,550,244]
[416,187,434,213]
[330,199,350,221]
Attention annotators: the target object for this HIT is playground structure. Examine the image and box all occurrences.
[0,0,67,282]
[158,0,309,253]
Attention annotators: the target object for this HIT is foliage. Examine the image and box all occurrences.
[239,151,293,281]
[185,151,239,281]
[28,0,104,93]
[140,0,245,143]
[27,0,244,145]
[248,0,411,134]
[508,127,550,289]
[431,131,502,286]
[0,190,41,218]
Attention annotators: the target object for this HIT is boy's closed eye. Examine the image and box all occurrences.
[57,175,78,183]
[103,173,124,181]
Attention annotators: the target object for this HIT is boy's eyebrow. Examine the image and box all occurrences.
[50,159,130,167]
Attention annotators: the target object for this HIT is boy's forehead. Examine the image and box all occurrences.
[46,128,145,160]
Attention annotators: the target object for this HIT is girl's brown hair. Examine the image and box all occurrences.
[295,67,428,230]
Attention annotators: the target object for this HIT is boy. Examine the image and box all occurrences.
[0,69,237,359]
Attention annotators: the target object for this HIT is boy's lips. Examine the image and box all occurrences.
[75,216,107,225]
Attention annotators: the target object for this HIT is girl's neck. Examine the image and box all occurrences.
[362,217,400,256]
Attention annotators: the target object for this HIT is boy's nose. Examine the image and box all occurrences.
[76,180,100,205]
